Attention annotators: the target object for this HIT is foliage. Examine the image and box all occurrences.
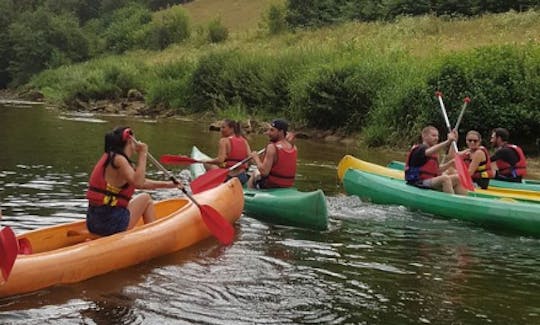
[262,3,288,35]
[145,60,195,110]
[138,6,191,50]
[207,18,228,43]
[7,8,89,86]
[286,0,540,27]
[289,61,382,131]
[102,4,152,53]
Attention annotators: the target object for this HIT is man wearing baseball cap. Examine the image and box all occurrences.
[248,119,297,189]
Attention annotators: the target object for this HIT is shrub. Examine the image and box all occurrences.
[207,18,228,43]
[139,6,191,50]
[263,3,288,35]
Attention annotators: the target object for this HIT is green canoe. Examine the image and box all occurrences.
[342,168,540,237]
[190,146,328,230]
[387,160,540,192]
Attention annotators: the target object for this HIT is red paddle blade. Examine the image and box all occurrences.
[455,155,475,191]
[199,204,235,245]
[160,154,199,165]
[191,168,229,194]
[0,227,18,281]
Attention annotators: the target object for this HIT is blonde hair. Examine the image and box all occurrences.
[466,130,482,140]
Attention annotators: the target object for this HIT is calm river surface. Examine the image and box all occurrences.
[0,106,539,324]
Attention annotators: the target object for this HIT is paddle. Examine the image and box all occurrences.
[0,226,18,282]
[160,155,205,165]
[190,148,266,194]
[440,96,471,164]
[454,96,471,132]
[436,92,475,191]
[131,137,235,245]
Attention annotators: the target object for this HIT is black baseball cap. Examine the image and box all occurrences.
[271,119,288,135]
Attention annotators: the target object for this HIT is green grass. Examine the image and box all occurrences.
[182,0,284,32]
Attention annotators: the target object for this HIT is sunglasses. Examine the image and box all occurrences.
[466,139,479,143]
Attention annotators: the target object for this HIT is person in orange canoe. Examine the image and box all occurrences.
[247,119,297,189]
[453,130,494,189]
[203,119,252,184]
[86,126,177,236]
[489,127,527,183]
[405,126,467,195]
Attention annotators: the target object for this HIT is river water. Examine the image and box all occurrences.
[0,106,539,324]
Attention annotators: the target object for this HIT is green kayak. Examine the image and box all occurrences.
[190,146,328,230]
[387,160,540,192]
[343,168,540,237]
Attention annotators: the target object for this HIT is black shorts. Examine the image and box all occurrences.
[87,205,130,236]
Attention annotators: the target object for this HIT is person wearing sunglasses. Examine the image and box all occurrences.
[86,126,177,236]
[455,131,494,189]
[489,128,527,182]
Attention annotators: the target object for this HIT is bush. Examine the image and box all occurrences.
[145,60,195,110]
[263,3,288,35]
[138,6,191,50]
[103,4,152,53]
[289,61,385,132]
[207,18,228,43]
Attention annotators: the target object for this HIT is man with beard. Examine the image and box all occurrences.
[247,119,297,189]
[489,127,527,182]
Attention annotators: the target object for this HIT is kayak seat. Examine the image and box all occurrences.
[17,238,32,255]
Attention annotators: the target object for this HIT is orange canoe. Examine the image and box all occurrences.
[0,178,243,298]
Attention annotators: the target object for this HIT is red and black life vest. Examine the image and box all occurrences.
[86,153,135,208]
[404,144,440,183]
[462,146,494,180]
[496,144,527,178]
[225,136,249,170]
[265,142,297,188]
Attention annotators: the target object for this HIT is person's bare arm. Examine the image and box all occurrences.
[205,138,229,165]
[117,144,147,188]
[468,150,485,176]
[252,144,275,176]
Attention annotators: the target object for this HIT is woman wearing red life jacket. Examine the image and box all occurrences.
[86,127,177,236]
[248,119,297,189]
[204,119,252,184]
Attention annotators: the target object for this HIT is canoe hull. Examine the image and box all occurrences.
[0,179,243,298]
[343,168,540,236]
[337,155,540,203]
[388,160,540,192]
[190,146,328,230]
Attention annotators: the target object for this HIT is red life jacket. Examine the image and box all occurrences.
[86,153,136,208]
[496,144,527,177]
[404,144,440,183]
[463,146,494,180]
[265,142,297,188]
[225,136,249,170]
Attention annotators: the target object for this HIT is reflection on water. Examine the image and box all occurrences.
[0,107,540,324]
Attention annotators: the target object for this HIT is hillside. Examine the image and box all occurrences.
[182,0,284,32]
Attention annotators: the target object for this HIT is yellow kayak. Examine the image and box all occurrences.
[337,155,540,203]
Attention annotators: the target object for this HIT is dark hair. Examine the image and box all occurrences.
[223,119,243,137]
[492,127,509,142]
[104,126,132,168]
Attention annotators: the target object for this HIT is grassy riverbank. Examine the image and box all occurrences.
[29,7,540,150]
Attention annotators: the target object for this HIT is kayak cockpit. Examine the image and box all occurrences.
[16,198,190,254]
